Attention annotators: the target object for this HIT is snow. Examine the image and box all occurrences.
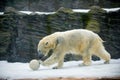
[103,8,120,12]
[0,12,4,15]
[19,11,56,15]
[73,8,120,13]
[19,8,120,14]
[0,8,119,15]
[0,59,120,80]
[73,9,89,13]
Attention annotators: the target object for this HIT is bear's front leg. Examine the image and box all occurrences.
[40,54,58,66]
[53,59,64,69]
[53,54,65,69]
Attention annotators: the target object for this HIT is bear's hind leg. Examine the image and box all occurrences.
[95,46,111,64]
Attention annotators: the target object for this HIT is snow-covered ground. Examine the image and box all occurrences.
[0,59,120,80]
[73,7,120,13]
[0,8,119,15]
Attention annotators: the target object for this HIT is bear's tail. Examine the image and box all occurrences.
[97,35,105,43]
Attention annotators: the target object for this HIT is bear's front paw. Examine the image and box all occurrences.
[52,66,61,69]
[39,60,43,64]
[39,60,47,66]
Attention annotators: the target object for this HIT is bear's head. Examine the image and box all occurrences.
[37,35,64,56]
[37,35,64,58]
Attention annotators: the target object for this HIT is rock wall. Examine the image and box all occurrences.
[100,10,120,59]
[0,0,120,12]
[0,7,120,62]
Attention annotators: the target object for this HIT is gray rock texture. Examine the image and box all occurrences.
[0,0,120,12]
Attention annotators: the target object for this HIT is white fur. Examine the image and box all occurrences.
[38,29,111,69]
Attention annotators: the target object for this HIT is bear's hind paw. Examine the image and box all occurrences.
[82,62,91,66]
[104,61,110,64]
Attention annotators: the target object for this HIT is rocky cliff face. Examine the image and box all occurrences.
[100,10,120,59]
[0,7,120,62]
[0,0,120,12]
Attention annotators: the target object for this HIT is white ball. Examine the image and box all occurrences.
[29,59,40,70]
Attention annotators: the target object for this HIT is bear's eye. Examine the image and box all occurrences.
[45,42,48,45]
[44,41,51,48]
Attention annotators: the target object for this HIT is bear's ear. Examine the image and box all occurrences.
[56,36,64,46]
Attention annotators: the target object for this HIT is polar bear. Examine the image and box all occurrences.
[37,29,111,69]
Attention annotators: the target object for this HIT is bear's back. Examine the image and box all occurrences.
[60,29,97,39]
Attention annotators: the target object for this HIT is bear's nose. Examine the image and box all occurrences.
[38,50,43,57]
[38,53,48,61]
[38,50,48,61]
